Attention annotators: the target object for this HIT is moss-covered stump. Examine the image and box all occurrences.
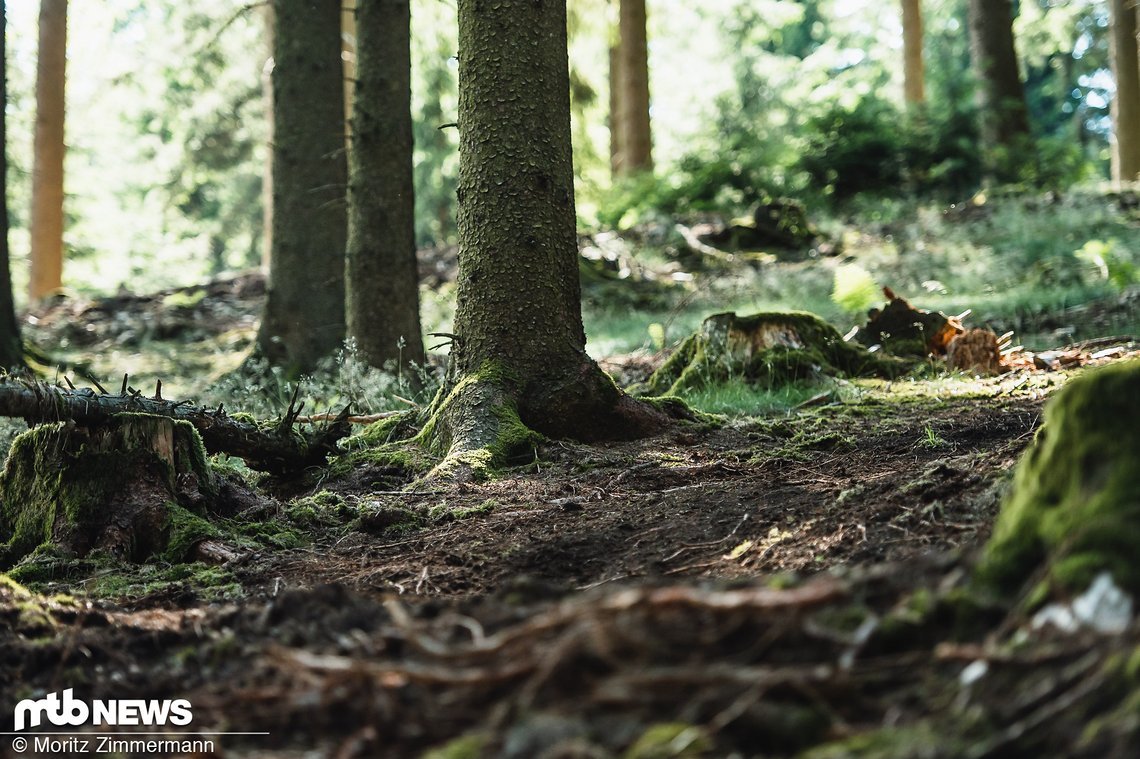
[636,311,905,396]
[976,359,1140,598]
[0,414,218,567]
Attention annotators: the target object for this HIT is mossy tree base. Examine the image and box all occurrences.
[637,311,906,397]
[0,414,218,567]
[976,359,1140,600]
[409,361,672,482]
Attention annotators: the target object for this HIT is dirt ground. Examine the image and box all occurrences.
[1,277,1138,758]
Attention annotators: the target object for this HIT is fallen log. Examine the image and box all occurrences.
[0,379,350,474]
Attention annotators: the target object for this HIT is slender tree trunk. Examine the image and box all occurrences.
[0,1,25,369]
[259,2,274,272]
[343,0,356,141]
[28,0,66,302]
[1110,0,1140,183]
[608,42,624,175]
[254,0,347,375]
[424,0,667,475]
[345,0,425,376]
[901,0,925,106]
[614,0,652,176]
[966,0,1033,181]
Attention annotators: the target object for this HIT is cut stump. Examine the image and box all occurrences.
[636,311,906,397]
[0,414,220,567]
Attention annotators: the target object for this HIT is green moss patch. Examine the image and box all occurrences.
[976,359,1140,598]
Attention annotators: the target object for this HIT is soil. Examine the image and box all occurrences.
[1,276,1138,758]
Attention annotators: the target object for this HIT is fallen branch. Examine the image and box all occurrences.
[0,380,350,474]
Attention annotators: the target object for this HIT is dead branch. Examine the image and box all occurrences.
[0,380,350,474]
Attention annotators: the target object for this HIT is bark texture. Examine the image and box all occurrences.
[901,0,924,105]
[966,0,1033,181]
[255,0,347,375]
[345,0,425,374]
[259,2,274,271]
[612,0,652,176]
[437,0,666,461]
[1110,0,1140,183]
[0,3,25,370]
[28,0,66,302]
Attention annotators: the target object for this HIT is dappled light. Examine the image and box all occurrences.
[1,1,1140,756]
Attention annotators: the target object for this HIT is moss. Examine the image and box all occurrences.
[416,363,543,481]
[421,732,490,759]
[355,505,425,535]
[161,503,222,562]
[623,722,712,758]
[637,311,906,397]
[976,359,1140,598]
[428,498,497,522]
[340,409,419,450]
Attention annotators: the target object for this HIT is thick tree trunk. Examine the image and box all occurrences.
[614,0,652,176]
[0,3,25,370]
[28,0,66,302]
[966,0,1033,181]
[259,2,274,272]
[255,0,347,375]
[901,0,924,106]
[1110,0,1140,183]
[345,0,425,375]
[427,0,667,475]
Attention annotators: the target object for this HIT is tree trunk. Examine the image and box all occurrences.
[614,0,652,176]
[255,0,347,376]
[28,0,66,302]
[345,0,425,376]
[0,3,24,370]
[259,2,274,272]
[901,0,924,106]
[608,42,624,176]
[1110,0,1140,183]
[966,0,1033,181]
[343,0,357,141]
[427,0,667,476]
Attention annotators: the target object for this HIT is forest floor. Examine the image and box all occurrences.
[3,245,1140,756]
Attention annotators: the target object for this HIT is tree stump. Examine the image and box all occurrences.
[637,312,905,397]
[0,413,219,567]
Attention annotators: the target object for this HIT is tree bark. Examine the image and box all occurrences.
[345,0,425,376]
[259,1,274,272]
[901,0,924,106]
[255,0,347,376]
[343,0,357,141]
[28,0,66,302]
[1110,0,1140,183]
[427,0,667,474]
[613,0,652,176]
[966,0,1033,181]
[0,2,25,370]
[608,42,624,176]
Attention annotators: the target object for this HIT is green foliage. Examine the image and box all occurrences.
[831,264,880,314]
